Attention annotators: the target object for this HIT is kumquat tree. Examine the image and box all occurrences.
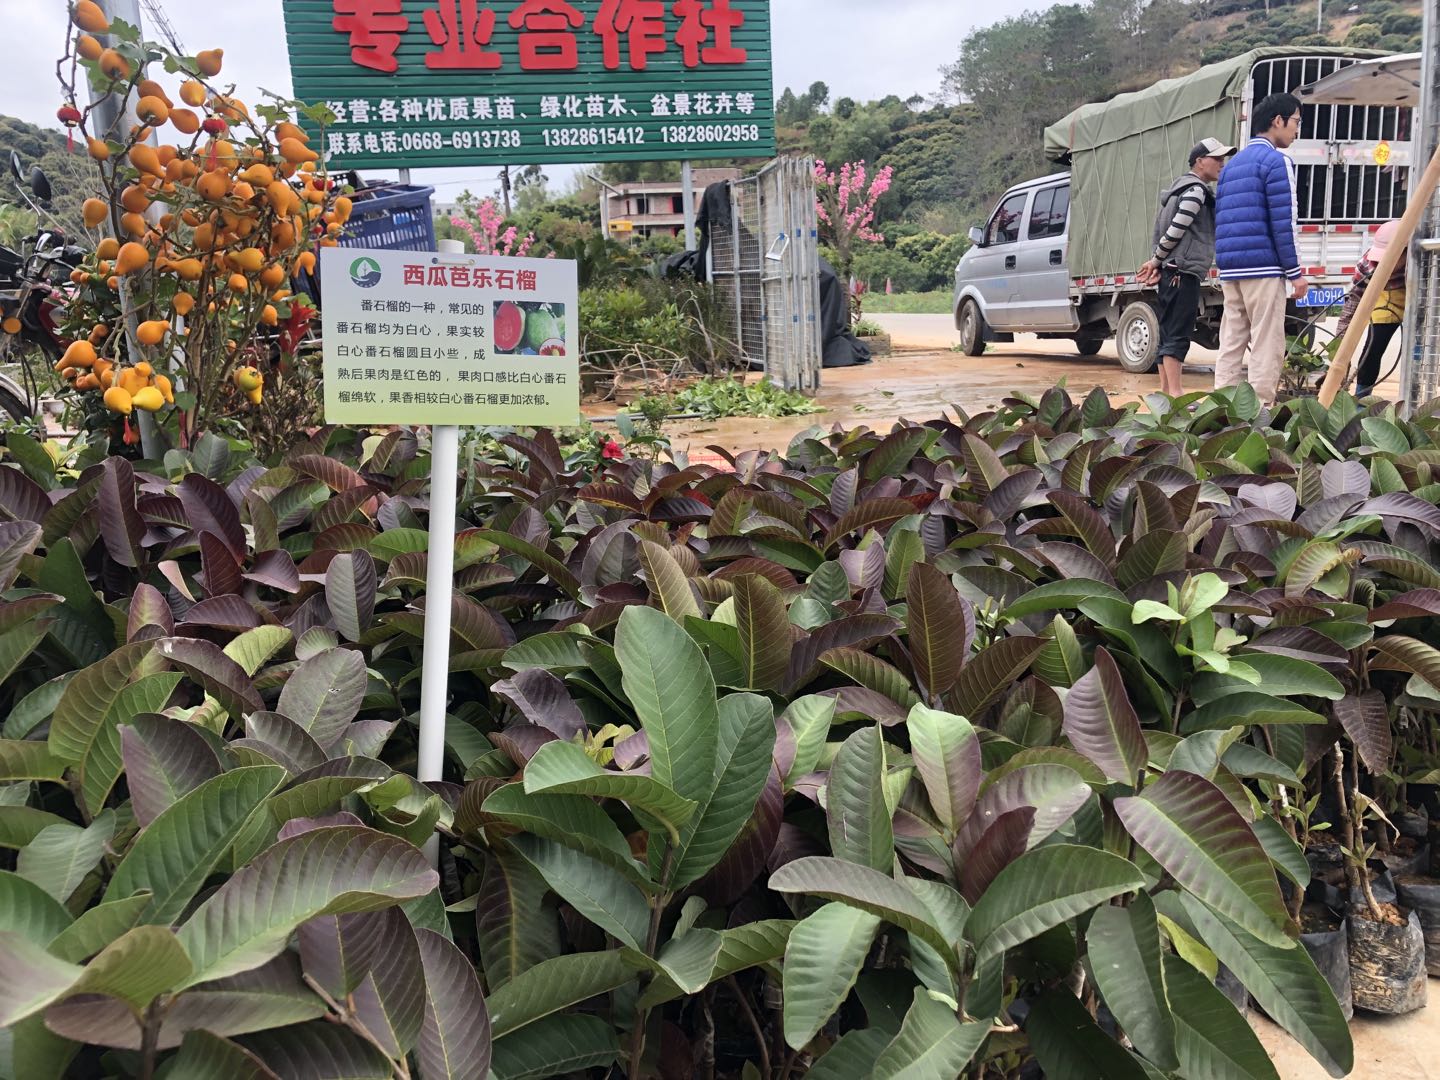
[53,0,338,449]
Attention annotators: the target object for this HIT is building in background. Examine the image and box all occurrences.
[599,168,741,242]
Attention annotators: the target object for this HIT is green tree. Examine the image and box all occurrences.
[777,87,807,125]
[0,204,37,248]
[513,164,550,213]
[1346,22,1383,46]
[600,160,680,185]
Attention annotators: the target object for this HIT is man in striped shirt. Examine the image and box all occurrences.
[1139,138,1234,396]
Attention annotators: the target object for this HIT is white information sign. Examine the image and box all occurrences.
[320,247,580,427]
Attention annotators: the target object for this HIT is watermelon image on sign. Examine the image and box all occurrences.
[494,302,525,353]
[494,301,567,357]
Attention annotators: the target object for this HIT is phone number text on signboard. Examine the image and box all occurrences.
[400,129,522,151]
[363,122,764,154]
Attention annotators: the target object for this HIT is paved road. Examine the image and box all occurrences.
[868,312,962,352]
[869,311,1402,395]
[869,312,1224,370]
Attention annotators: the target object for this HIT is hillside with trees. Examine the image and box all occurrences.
[778,0,1422,291]
[0,114,91,239]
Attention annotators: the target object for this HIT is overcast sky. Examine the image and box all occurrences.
[11,0,1030,201]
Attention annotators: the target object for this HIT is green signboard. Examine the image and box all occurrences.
[282,1,775,170]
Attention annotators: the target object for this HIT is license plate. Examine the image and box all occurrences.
[1297,286,1345,309]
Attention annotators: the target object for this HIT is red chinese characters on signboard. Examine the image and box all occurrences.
[332,0,409,73]
[672,0,746,67]
[423,0,503,69]
[402,264,540,291]
[330,0,749,73]
[509,1,586,71]
[594,0,667,71]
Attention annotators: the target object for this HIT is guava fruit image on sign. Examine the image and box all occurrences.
[494,301,566,357]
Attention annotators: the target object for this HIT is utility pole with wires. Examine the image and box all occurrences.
[138,0,183,52]
[94,0,160,459]
[500,165,512,216]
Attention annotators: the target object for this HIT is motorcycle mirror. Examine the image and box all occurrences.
[29,167,51,204]
[8,152,22,186]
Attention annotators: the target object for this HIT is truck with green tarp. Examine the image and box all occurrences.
[952,48,1413,372]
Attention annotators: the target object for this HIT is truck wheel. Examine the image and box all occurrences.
[956,299,986,357]
[1075,336,1104,357]
[1116,301,1160,374]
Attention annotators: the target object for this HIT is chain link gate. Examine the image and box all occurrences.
[709,157,823,393]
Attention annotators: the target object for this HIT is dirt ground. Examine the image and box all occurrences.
[584,312,1403,462]
[1254,1002,1440,1079]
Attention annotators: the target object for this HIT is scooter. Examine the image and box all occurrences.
[0,152,87,425]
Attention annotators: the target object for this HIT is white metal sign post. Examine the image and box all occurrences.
[319,244,580,853]
[417,421,459,796]
[417,239,464,812]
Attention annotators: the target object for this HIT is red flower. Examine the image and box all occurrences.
[278,300,316,356]
[602,440,623,460]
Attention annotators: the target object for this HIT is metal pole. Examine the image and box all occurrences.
[417,238,463,865]
[682,160,697,250]
[729,183,744,361]
[416,429,457,781]
[804,157,824,392]
[587,171,623,241]
[1402,0,1440,410]
[95,0,160,459]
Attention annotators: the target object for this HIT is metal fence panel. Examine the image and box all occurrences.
[710,157,822,392]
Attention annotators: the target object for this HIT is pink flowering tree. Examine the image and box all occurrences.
[449,195,537,257]
[814,159,894,311]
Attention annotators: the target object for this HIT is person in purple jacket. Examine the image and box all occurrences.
[1213,93,1310,407]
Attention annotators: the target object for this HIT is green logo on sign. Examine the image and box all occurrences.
[349,257,383,288]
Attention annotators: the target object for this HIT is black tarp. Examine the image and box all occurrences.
[818,254,871,368]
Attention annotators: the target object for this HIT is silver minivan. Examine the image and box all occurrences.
[953,174,1112,361]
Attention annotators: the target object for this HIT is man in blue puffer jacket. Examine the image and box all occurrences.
[1213,92,1310,406]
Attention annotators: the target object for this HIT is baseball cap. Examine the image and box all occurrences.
[1366,219,1400,263]
[1189,137,1237,163]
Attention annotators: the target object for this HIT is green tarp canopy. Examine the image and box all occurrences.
[1041,47,1378,279]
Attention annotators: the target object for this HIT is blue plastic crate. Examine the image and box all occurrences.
[299,184,436,305]
[338,184,437,253]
